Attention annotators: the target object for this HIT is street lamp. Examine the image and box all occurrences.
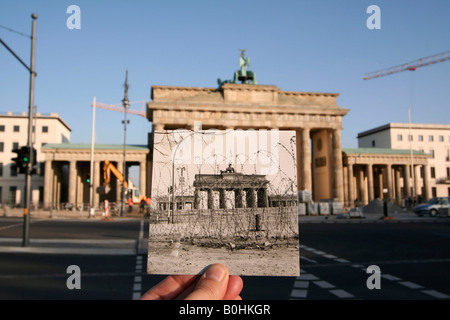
[121,70,130,216]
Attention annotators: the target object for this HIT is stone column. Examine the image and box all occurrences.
[207,189,214,210]
[404,165,411,198]
[378,167,384,198]
[301,128,312,191]
[423,165,431,200]
[414,165,420,198]
[367,164,374,202]
[358,167,367,205]
[219,188,226,209]
[139,161,146,199]
[43,160,53,209]
[234,189,244,208]
[68,160,77,205]
[386,164,393,200]
[395,166,402,205]
[194,189,199,209]
[347,163,354,206]
[332,129,344,203]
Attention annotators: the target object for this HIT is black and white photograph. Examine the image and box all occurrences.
[147,129,300,276]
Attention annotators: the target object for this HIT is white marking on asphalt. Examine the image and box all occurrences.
[299,273,319,280]
[381,274,402,281]
[329,289,354,298]
[132,254,144,300]
[399,281,424,289]
[334,258,350,263]
[323,254,337,259]
[293,281,309,289]
[301,256,318,263]
[313,281,335,289]
[291,289,308,298]
[421,290,450,299]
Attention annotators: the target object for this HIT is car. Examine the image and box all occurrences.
[413,197,450,217]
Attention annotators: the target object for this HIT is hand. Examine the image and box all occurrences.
[140,263,243,300]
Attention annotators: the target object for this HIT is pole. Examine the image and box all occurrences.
[23,13,37,247]
[89,96,96,217]
[121,71,129,217]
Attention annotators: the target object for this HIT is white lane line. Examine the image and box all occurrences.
[299,273,319,281]
[132,255,143,300]
[381,274,402,281]
[421,290,450,299]
[329,289,354,298]
[301,256,318,263]
[313,281,335,289]
[291,289,308,299]
[334,258,350,263]
[399,281,424,289]
[323,254,337,259]
[293,280,310,289]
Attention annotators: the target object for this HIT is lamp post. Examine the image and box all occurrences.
[120,71,130,216]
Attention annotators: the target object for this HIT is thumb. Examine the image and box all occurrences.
[184,264,229,300]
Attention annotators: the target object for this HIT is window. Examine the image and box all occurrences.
[430,149,435,158]
[408,135,413,141]
[13,125,19,132]
[42,126,48,133]
[397,134,403,141]
[447,167,450,178]
[439,135,444,142]
[0,142,3,152]
[418,135,423,142]
[431,167,436,179]
[371,140,376,147]
[12,142,19,151]
[0,125,4,132]
[432,187,437,198]
[0,163,3,177]
[10,165,17,177]
[429,135,434,142]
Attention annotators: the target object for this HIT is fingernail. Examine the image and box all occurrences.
[205,264,226,282]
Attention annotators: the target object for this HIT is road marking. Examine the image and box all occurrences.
[399,281,424,289]
[293,280,309,289]
[132,255,144,300]
[329,289,354,298]
[291,289,308,299]
[301,256,318,263]
[313,281,335,289]
[381,274,402,281]
[297,244,450,300]
[421,290,450,299]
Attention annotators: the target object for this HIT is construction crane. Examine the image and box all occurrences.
[363,51,450,80]
[91,100,147,117]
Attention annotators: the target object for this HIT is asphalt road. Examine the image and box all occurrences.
[0,215,449,300]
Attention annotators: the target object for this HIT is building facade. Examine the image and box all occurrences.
[358,123,450,198]
[0,112,71,206]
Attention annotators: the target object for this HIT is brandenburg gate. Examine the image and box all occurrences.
[146,80,349,203]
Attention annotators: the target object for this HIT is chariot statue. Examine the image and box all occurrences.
[218,49,257,86]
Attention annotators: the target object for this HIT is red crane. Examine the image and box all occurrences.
[363,51,450,80]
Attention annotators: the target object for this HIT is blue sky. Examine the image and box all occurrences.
[1,0,450,150]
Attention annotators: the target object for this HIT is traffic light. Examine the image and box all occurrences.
[11,146,35,174]
[11,147,23,174]
[86,174,91,184]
